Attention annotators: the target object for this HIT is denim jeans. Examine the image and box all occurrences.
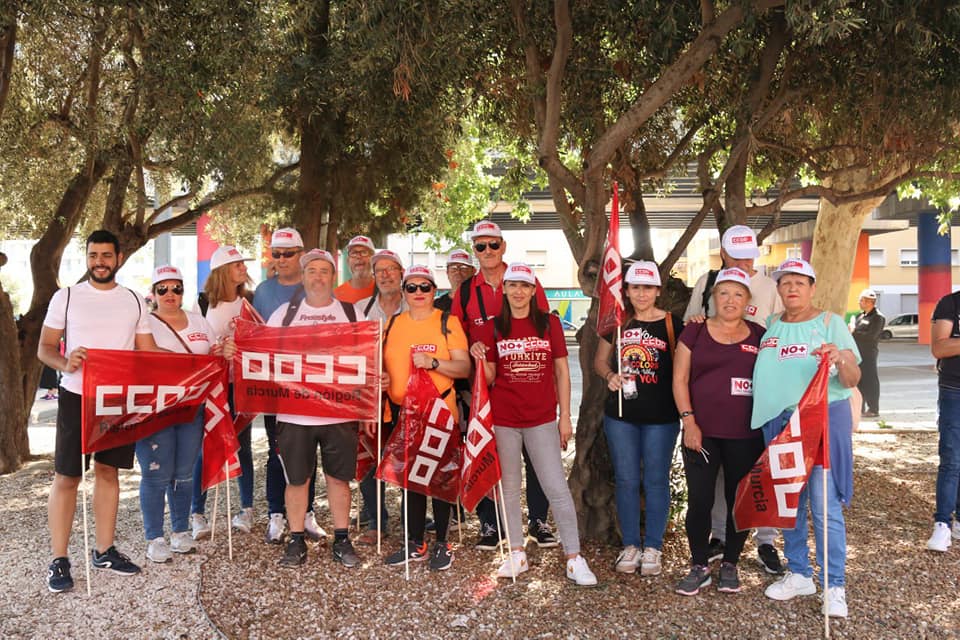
[265,414,316,516]
[603,416,679,550]
[935,386,960,524]
[135,410,204,540]
[191,385,254,514]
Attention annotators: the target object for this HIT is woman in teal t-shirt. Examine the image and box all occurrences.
[752,259,861,619]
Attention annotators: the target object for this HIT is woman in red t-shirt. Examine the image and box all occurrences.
[672,267,766,597]
[472,263,597,586]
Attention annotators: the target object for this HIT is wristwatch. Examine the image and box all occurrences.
[431,358,440,370]
[680,411,695,418]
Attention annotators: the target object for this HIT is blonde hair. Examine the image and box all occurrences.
[204,264,252,307]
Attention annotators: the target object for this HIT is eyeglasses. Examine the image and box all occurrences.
[271,249,300,259]
[348,250,372,259]
[447,264,474,273]
[155,285,183,296]
[474,241,501,253]
[375,265,402,276]
[404,283,435,294]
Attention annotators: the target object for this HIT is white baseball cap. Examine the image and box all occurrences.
[346,235,375,253]
[772,258,816,282]
[402,264,436,285]
[721,225,760,260]
[299,249,337,271]
[372,249,404,270]
[446,249,474,267]
[859,288,877,299]
[714,267,751,289]
[270,227,304,248]
[469,220,503,240]
[503,262,536,285]
[209,246,252,271]
[624,260,662,287]
[151,264,183,286]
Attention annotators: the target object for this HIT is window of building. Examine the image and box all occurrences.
[899,249,918,267]
[411,252,430,267]
[785,246,803,260]
[869,249,886,267]
[525,250,547,268]
[953,249,960,267]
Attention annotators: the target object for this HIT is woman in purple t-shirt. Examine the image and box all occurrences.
[672,268,765,596]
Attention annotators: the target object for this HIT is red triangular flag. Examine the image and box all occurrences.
[201,378,242,492]
[596,182,624,337]
[460,357,501,512]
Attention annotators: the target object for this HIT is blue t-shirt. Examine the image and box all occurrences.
[253,277,301,320]
[751,312,861,430]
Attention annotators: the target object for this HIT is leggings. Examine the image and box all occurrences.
[403,493,451,543]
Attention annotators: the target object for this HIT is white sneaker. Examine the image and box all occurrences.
[927,522,952,552]
[146,537,172,563]
[304,511,327,541]
[170,531,197,554]
[764,571,817,600]
[615,545,640,574]
[265,513,287,544]
[496,550,529,578]
[640,547,662,576]
[566,555,598,586]
[823,586,848,618]
[191,513,211,541]
[952,521,960,541]
[232,508,254,534]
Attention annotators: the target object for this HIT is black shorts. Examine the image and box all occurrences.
[54,389,135,477]
[276,421,358,485]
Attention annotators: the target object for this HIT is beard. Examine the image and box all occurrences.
[88,265,117,284]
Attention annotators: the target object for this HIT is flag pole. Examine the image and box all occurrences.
[456,498,463,546]
[492,486,504,562]
[211,481,218,543]
[377,317,384,556]
[617,330,623,417]
[496,480,516,583]
[823,381,831,639]
[80,453,91,596]
[225,462,233,561]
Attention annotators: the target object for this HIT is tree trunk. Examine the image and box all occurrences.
[627,188,654,261]
[0,284,29,473]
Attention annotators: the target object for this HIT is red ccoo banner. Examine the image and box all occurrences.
[231,319,380,420]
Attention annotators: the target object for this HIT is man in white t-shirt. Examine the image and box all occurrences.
[266,249,363,569]
[682,225,784,575]
[38,229,160,593]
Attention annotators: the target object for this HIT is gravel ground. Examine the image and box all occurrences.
[1,431,959,640]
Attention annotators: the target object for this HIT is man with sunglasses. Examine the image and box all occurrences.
[434,249,476,313]
[451,220,555,551]
[254,228,325,545]
[334,235,376,304]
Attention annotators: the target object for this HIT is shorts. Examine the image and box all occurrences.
[54,388,135,477]
[276,421,358,485]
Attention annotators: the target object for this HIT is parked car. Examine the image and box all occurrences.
[881,313,918,340]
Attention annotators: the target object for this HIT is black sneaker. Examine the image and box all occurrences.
[757,543,784,575]
[475,523,502,551]
[675,564,712,596]
[425,517,436,533]
[332,539,360,568]
[706,538,725,564]
[91,546,141,576]
[47,557,74,593]
[385,541,428,566]
[717,561,741,593]
[279,536,307,567]
[528,519,559,548]
[429,542,453,571]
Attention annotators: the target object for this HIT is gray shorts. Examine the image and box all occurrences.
[276,421,358,485]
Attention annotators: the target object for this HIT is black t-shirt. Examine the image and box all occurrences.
[601,314,684,424]
[933,293,960,388]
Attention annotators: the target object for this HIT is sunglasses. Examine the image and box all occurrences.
[155,285,183,296]
[404,283,435,294]
[271,249,300,259]
[474,241,501,253]
[447,264,474,273]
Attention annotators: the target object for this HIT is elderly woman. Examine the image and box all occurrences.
[673,268,766,596]
[381,265,471,571]
[754,259,860,619]
[139,265,233,562]
[594,260,683,577]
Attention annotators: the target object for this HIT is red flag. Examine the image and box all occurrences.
[733,360,831,531]
[239,298,264,324]
[81,349,227,453]
[460,358,501,511]
[201,378,242,491]
[596,182,624,337]
[355,426,378,481]
[376,365,461,503]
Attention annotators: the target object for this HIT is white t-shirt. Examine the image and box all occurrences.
[683,270,783,328]
[267,298,364,426]
[148,311,215,355]
[43,282,151,394]
[203,297,244,341]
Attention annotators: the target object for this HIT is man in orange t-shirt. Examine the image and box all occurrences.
[334,235,376,303]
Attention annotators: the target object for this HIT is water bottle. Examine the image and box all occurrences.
[621,374,638,400]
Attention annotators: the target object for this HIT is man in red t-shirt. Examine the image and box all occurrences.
[451,220,554,551]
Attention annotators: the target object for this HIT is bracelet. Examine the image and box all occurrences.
[680,411,694,418]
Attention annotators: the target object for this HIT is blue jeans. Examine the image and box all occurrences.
[265,414,316,516]
[603,416,679,550]
[762,415,846,587]
[935,386,960,524]
[136,411,204,540]
[191,385,254,514]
